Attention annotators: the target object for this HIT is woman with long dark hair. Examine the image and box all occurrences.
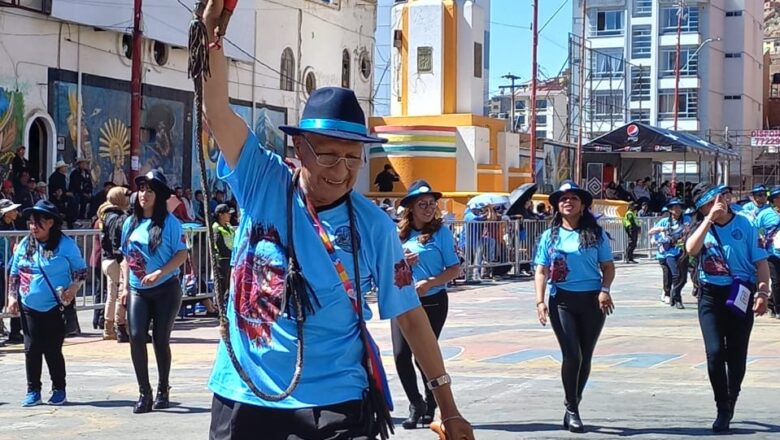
[534,181,615,433]
[6,200,87,406]
[120,170,188,413]
[686,183,769,433]
[393,180,461,429]
[648,198,691,308]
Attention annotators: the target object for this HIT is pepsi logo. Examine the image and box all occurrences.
[627,124,639,137]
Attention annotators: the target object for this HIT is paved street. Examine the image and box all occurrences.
[2,261,780,439]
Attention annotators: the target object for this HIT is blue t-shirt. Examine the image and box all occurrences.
[653,215,691,259]
[120,214,188,290]
[741,202,769,221]
[697,214,768,286]
[534,227,613,294]
[9,235,88,312]
[208,130,420,409]
[402,226,460,297]
[753,208,780,258]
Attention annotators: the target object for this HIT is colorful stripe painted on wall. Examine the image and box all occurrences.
[370,125,457,158]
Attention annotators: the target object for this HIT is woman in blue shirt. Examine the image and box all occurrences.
[120,170,188,414]
[534,182,615,433]
[648,198,690,308]
[6,200,87,407]
[394,180,461,429]
[685,183,770,433]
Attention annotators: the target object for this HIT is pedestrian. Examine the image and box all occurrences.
[211,203,234,306]
[97,187,131,341]
[394,180,461,429]
[192,190,206,224]
[68,158,93,219]
[685,183,770,433]
[0,198,23,345]
[741,184,769,220]
[6,200,87,406]
[534,181,615,433]
[754,187,780,318]
[11,146,29,183]
[200,6,473,437]
[648,198,691,308]
[48,161,69,197]
[120,170,189,413]
[622,202,640,263]
[374,164,400,192]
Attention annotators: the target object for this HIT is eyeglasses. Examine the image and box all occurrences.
[301,135,365,170]
[415,201,438,210]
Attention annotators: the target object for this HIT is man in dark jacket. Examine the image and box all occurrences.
[69,158,93,219]
[48,160,69,197]
[10,146,29,184]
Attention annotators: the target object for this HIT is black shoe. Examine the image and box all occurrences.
[116,325,130,343]
[422,397,436,425]
[6,334,23,345]
[563,408,584,433]
[133,391,153,414]
[401,399,426,430]
[675,301,685,310]
[712,401,731,433]
[153,386,170,410]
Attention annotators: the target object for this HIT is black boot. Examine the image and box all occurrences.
[422,396,437,425]
[563,404,584,433]
[153,385,170,410]
[133,387,153,414]
[401,398,426,430]
[728,396,738,422]
[712,401,732,433]
[116,325,130,343]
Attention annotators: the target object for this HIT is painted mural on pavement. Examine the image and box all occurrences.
[0,87,25,180]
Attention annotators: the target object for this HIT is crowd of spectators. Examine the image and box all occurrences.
[605,177,696,214]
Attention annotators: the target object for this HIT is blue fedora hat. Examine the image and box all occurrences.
[549,180,593,208]
[400,180,442,207]
[665,198,684,208]
[769,187,780,201]
[751,184,767,194]
[135,169,173,197]
[22,199,62,223]
[280,87,387,144]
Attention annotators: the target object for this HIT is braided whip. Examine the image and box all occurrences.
[188,1,304,401]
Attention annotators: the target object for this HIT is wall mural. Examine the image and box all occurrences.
[49,70,192,189]
[0,87,25,180]
[191,101,287,195]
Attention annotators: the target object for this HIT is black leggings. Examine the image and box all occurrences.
[548,289,605,408]
[625,226,638,261]
[127,277,182,393]
[698,283,754,404]
[20,305,66,392]
[391,291,448,404]
[768,256,780,313]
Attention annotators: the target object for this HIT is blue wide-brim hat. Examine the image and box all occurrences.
[549,181,593,209]
[22,200,62,223]
[280,87,387,144]
[400,180,442,207]
[718,185,732,193]
[769,187,780,201]
[751,184,767,194]
[693,183,722,210]
[665,198,684,208]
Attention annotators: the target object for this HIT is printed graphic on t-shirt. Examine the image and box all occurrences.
[394,259,413,288]
[550,252,569,283]
[333,226,359,253]
[701,243,730,276]
[233,223,287,347]
[126,249,147,280]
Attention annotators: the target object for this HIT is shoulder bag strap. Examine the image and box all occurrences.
[36,249,64,308]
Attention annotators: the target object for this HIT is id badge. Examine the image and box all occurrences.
[726,279,751,318]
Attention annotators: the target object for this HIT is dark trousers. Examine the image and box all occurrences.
[659,260,671,297]
[662,255,687,303]
[698,283,754,404]
[20,305,66,392]
[767,256,780,314]
[128,277,182,392]
[624,226,639,261]
[548,289,605,408]
[391,291,448,405]
[209,394,375,440]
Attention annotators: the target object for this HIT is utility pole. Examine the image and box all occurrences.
[130,0,143,190]
[501,73,521,131]
[576,0,587,185]
[530,0,539,183]
[671,0,686,196]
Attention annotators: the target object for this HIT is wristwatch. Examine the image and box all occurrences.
[426,374,451,391]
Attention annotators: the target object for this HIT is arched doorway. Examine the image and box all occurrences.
[24,112,56,183]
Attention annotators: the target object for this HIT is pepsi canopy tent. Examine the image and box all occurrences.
[584,122,737,160]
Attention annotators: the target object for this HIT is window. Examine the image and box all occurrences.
[592,49,624,79]
[536,99,547,110]
[724,95,742,100]
[535,130,548,139]
[515,114,526,126]
[474,43,483,78]
[515,101,526,110]
[633,0,652,17]
[592,90,623,120]
[121,34,133,60]
[590,10,624,37]
[359,50,372,81]
[661,7,699,33]
[725,52,742,58]
[660,47,698,77]
[725,11,743,17]
[630,109,650,123]
[152,41,168,66]
[417,46,433,73]
[631,26,651,59]
[536,114,547,125]
[280,48,295,92]
[658,89,698,119]
[0,0,51,14]
[631,66,651,102]
[304,70,317,96]
[341,49,351,88]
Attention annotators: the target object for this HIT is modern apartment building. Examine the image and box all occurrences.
[571,0,763,177]
[488,77,569,142]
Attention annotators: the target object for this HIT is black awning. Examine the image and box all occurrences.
[584,122,737,158]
